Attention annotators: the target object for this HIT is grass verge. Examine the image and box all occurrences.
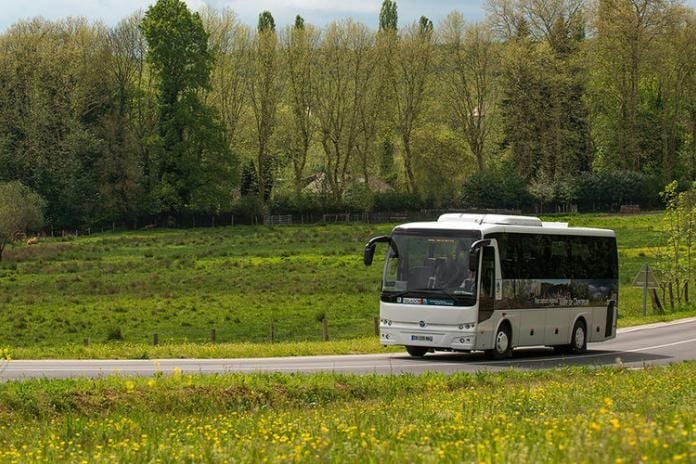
[0,362,694,462]
[4,309,695,360]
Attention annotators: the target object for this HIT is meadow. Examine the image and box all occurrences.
[1,212,694,359]
[0,362,694,463]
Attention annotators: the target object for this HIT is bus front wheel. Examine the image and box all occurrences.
[489,324,513,359]
[569,319,587,354]
[405,346,428,357]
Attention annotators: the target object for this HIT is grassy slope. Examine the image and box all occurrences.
[1,212,695,359]
[0,363,694,462]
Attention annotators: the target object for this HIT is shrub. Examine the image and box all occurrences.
[461,163,531,210]
[105,327,124,342]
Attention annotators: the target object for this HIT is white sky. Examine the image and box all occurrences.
[0,0,485,31]
[2,0,695,32]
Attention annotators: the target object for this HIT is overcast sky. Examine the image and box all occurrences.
[2,0,695,32]
[0,0,485,31]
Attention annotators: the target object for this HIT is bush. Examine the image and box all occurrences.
[105,327,124,342]
[373,192,423,211]
[461,163,532,210]
[573,171,661,211]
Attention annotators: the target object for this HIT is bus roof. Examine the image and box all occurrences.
[392,213,615,238]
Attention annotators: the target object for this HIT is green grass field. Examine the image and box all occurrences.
[0,363,694,463]
[0,212,694,359]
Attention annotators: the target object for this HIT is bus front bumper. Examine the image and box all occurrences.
[380,325,477,351]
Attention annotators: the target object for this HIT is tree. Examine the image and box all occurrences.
[141,0,235,214]
[248,10,282,202]
[488,0,592,181]
[0,182,44,261]
[281,16,319,194]
[314,20,377,200]
[441,14,500,173]
[379,0,398,31]
[0,18,112,227]
[658,181,696,307]
[100,14,148,224]
[590,0,680,172]
[201,7,251,151]
[390,18,435,192]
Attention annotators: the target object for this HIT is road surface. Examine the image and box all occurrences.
[2,317,695,381]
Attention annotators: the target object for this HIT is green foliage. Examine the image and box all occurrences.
[573,171,661,211]
[0,181,45,261]
[656,181,696,306]
[258,11,276,32]
[141,0,236,214]
[418,16,433,34]
[461,162,531,210]
[0,3,695,227]
[379,0,398,31]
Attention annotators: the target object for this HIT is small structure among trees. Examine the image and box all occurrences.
[0,181,45,261]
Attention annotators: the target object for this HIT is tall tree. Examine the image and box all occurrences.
[281,16,318,194]
[100,14,148,224]
[379,0,398,31]
[201,7,251,152]
[0,18,111,226]
[248,10,282,202]
[141,0,235,214]
[488,0,592,180]
[391,17,435,192]
[590,0,680,171]
[441,14,499,173]
[314,20,377,200]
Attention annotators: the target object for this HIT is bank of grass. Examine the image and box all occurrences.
[1,211,693,359]
[0,363,694,462]
[7,310,696,360]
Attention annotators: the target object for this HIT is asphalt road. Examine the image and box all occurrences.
[2,317,695,381]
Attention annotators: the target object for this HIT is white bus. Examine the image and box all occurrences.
[364,214,618,359]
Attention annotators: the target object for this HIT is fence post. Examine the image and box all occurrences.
[83,338,89,347]
[211,328,217,343]
[322,318,329,341]
[271,321,275,344]
[153,333,159,346]
[374,317,379,336]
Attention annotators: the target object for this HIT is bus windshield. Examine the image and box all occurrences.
[382,231,480,302]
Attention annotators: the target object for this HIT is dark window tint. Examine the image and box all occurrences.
[495,233,617,280]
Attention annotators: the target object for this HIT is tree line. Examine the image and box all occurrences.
[1,0,695,228]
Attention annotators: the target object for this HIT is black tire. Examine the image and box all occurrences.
[569,319,587,354]
[405,345,428,357]
[490,323,513,359]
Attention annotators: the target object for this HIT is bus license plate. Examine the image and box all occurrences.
[411,335,433,342]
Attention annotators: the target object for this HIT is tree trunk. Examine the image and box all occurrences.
[668,281,675,309]
[403,143,417,195]
[684,281,689,304]
[651,288,664,315]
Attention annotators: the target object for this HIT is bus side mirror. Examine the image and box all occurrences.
[469,250,479,273]
[363,235,393,266]
[364,244,376,266]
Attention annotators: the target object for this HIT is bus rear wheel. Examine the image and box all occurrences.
[489,324,512,359]
[405,346,428,357]
[569,319,587,354]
